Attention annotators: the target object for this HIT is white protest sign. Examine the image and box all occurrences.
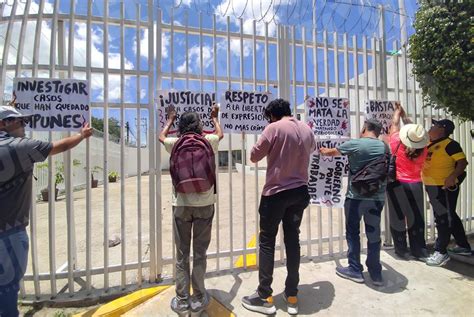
[305,96,350,137]
[365,100,398,135]
[219,91,274,134]
[157,90,216,135]
[13,78,90,131]
[308,139,349,207]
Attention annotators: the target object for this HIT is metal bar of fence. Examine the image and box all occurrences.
[302,26,312,259]
[85,0,92,294]
[135,3,142,287]
[226,15,234,271]
[331,31,340,256]
[66,0,76,295]
[323,30,332,255]
[45,0,58,299]
[239,17,247,269]
[31,0,46,297]
[253,19,259,267]
[352,35,360,141]
[102,0,110,291]
[170,7,176,279]
[17,0,42,299]
[155,8,163,278]
[148,0,157,284]
[119,1,126,289]
[212,13,221,272]
[314,28,323,258]
[341,32,350,254]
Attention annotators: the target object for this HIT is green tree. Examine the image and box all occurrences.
[91,116,122,141]
[409,0,473,121]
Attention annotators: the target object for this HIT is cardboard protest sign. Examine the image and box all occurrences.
[305,96,350,137]
[157,90,216,135]
[365,100,398,135]
[220,91,274,134]
[308,139,349,207]
[13,78,90,131]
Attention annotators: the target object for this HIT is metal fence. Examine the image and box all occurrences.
[0,0,472,303]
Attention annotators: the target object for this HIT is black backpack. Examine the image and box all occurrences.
[350,143,390,197]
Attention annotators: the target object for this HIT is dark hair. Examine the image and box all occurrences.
[263,98,292,121]
[363,119,382,137]
[178,112,202,135]
[405,147,424,160]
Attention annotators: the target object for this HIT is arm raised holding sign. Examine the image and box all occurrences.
[159,105,177,144]
[49,123,93,155]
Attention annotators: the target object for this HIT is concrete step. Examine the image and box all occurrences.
[124,285,233,317]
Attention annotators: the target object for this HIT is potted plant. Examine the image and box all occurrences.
[108,171,118,183]
[91,166,102,188]
[38,160,81,201]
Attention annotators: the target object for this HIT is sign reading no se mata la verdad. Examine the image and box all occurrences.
[305,96,350,137]
[12,78,90,131]
[157,90,216,136]
[220,90,274,135]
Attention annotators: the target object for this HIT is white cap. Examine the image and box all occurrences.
[0,105,32,121]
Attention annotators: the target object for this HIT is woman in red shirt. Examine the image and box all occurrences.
[387,104,429,261]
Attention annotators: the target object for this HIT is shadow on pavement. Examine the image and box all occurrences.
[274,281,335,315]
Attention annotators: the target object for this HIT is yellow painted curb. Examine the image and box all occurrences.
[234,234,257,268]
[73,285,171,317]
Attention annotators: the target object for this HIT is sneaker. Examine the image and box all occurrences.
[447,246,472,256]
[335,266,364,283]
[283,294,298,315]
[412,249,430,263]
[241,292,277,315]
[369,272,383,287]
[190,292,210,315]
[171,296,190,316]
[394,249,411,260]
[426,251,450,267]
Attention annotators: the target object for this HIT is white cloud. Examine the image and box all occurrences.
[176,0,192,7]
[177,45,213,74]
[136,25,170,60]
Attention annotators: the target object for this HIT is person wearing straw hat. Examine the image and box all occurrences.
[0,103,92,317]
[386,104,429,262]
[422,118,471,266]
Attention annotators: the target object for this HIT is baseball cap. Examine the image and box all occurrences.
[432,119,455,135]
[0,105,32,122]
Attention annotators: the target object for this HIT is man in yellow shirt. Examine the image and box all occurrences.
[422,119,471,266]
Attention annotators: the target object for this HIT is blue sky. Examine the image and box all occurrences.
[1,0,418,145]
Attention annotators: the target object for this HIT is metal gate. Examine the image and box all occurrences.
[0,0,472,303]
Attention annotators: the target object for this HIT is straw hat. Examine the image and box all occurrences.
[399,123,429,149]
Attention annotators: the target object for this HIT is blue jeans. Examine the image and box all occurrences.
[344,198,383,276]
[0,227,29,317]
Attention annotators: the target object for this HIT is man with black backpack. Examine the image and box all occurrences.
[159,104,223,316]
[320,118,389,287]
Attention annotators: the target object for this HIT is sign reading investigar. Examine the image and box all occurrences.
[13,78,90,131]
